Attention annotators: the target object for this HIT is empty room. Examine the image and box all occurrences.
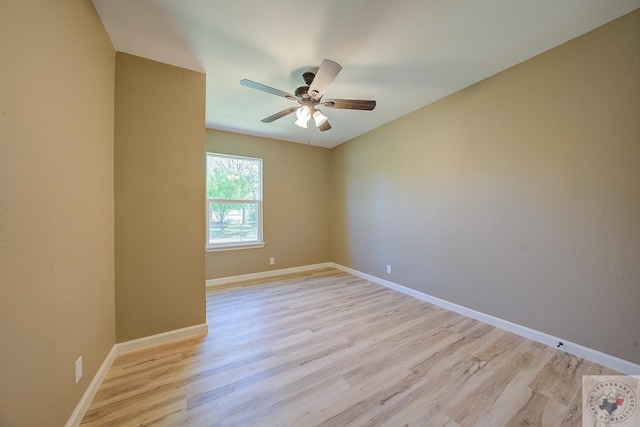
[1,1,639,426]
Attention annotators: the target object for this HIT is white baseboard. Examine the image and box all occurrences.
[66,323,208,426]
[67,261,639,427]
[206,262,333,287]
[116,323,209,355]
[331,263,640,376]
[65,346,117,427]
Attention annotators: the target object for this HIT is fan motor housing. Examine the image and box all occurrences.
[295,86,310,98]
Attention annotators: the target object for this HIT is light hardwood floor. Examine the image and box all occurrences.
[81,268,625,426]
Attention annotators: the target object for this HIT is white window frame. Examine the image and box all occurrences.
[206,153,264,252]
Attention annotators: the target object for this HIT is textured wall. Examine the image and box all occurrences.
[331,10,640,364]
[115,53,206,341]
[205,130,331,279]
[0,1,116,425]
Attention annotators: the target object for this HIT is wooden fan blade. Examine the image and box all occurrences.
[308,59,342,101]
[260,106,298,123]
[241,79,298,100]
[322,99,376,111]
[318,119,332,132]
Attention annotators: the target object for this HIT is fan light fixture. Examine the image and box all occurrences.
[313,110,328,127]
[295,105,328,129]
[294,105,311,128]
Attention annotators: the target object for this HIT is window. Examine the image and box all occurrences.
[206,153,263,251]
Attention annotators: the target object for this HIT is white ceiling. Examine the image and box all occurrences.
[93,0,640,148]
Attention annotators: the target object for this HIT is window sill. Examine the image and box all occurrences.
[206,242,265,252]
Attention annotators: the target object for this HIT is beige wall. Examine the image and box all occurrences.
[331,10,640,364]
[0,1,116,425]
[205,130,331,279]
[0,3,637,425]
[115,53,207,341]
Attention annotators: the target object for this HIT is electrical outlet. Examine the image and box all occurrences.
[386,265,391,274]
[270,257,275,265]
[75,356,83,384]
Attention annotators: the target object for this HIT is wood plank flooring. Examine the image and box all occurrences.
[81,268,625,426]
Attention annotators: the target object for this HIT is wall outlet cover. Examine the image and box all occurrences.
[75,356,83,384]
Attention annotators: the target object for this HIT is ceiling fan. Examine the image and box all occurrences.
[240,59,376,132]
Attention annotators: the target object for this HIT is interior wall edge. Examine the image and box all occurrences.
[332,263,640,376]
[67,323,208,426]
[206,262,334,287]
[64,346,117,427]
